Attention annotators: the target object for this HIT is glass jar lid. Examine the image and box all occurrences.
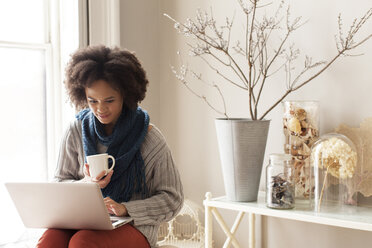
[269,153,292,162]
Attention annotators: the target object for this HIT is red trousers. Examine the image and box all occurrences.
[36,224,150,248]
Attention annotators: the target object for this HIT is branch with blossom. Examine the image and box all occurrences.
[165,0,372,120]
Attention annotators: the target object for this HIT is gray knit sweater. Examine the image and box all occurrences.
[54,120,184,247]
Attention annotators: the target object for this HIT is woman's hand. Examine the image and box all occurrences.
[104,197,128,217]
[80,163,113,189]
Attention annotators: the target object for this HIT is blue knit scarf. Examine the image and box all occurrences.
[76,106,149,202]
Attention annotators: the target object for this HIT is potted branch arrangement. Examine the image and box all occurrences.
[165,0,372,202]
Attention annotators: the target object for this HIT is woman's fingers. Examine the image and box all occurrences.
[106,204,120,216]
[78,164,91,183]
[109,204,119,215]
[106,204,115,215]
[103,197,127,217]
[92,171,106,182]
[104,197,113,204]
[81,164,114,187]
[104,197,115,214]
[96,170,114,189]
[84,164,90,177]
[104,170,113,182]
[82,161,115,189]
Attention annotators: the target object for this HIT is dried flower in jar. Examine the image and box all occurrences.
[311,135,357,211]
[267,175,294,209]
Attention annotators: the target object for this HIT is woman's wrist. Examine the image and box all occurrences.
[121,203,129,216]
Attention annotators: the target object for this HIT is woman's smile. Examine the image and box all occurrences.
[98,113,110,119]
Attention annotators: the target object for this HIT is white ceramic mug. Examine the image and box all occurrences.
[86,153,116,179]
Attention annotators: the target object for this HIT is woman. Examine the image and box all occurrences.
[37,45,183,248]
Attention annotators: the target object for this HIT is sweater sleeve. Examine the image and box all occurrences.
[124,147,184,226]
[54,121,84,182]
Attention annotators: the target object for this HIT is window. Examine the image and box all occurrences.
[0,0,80,245]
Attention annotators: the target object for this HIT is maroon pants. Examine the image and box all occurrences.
[36,224,150,248]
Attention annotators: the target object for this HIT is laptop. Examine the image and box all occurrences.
[5,182,133,230]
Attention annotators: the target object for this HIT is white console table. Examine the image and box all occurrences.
[203,192,372,248]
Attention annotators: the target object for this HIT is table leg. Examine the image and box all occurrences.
[249,213,255,248]
[205,192,213,248]
[223,211,245,248]
[211,207,241,248]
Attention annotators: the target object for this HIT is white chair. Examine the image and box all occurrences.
[157,199,205,248]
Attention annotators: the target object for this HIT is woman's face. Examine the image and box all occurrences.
[85,80,124,129]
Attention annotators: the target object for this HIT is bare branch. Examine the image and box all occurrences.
[165,3,372,120]
[207,50,248,87]
[199,55,249,90]
[348,34,372,50]
[170,64,229,118]
[292,52,343,91]
[290,56,326,87]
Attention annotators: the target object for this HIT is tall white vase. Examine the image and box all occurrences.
[215,119,270,202]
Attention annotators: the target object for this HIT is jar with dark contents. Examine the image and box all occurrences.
[266,154,295,209]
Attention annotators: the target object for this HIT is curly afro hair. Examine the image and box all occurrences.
[64,45,149,110]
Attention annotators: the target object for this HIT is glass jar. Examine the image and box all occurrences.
[266,154,295,209]
[283,101,319,199]
[310,133,358,212]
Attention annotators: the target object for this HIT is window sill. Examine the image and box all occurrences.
[0,229,44,248]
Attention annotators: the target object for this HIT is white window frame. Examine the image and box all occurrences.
[0,0,59,245]
[88,0,120,46]
[0,0,84,179]
[0,0,84,245]
[0,1,60,180]
[0,0,120,180]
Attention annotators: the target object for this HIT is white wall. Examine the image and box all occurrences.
[118,0,372,247]
[88,0,161,125]
[120,0,160,125]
